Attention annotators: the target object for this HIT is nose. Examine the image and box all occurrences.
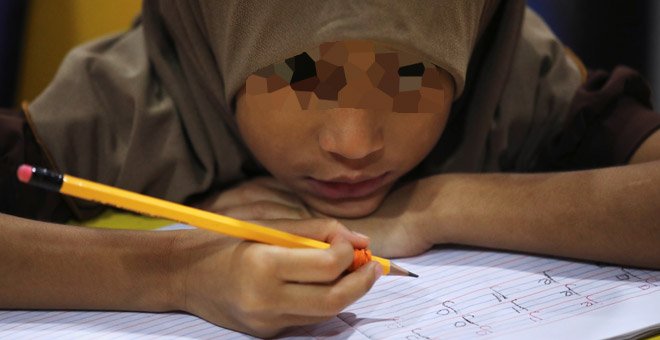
[318,108,384,161]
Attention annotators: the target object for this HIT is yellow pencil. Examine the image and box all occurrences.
[17,164,417,277]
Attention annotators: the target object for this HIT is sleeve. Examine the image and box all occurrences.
[534,66,660,171]
[0,108,74,222]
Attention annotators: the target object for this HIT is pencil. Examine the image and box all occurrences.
[17,164,417,277]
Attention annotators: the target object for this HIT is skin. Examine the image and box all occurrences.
[0,215,379,338]
[1,40,660,337]
[221,40,660,268]
[236,40,452,218]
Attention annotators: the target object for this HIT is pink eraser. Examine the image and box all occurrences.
[17,164,33,183]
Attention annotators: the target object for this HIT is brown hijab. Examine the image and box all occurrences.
[27,0,582,218]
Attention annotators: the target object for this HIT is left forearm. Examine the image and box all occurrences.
[417,160,660,268]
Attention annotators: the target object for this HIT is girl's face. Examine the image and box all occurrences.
[235,40,454,218]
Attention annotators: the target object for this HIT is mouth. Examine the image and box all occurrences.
[305,172,390,200]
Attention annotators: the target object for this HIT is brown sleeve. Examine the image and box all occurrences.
[0,108,73,222]
[535,66,660,171]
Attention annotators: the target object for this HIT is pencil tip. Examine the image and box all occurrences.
[388,262,418,278]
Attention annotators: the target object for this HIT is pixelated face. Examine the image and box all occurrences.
[235,40,454,218]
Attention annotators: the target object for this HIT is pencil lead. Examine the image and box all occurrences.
[389,262,418,277]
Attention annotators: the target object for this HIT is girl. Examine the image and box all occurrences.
[1,0,659,337]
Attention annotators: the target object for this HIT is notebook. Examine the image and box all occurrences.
[2,243,660,339]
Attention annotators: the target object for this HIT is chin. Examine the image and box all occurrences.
[304,194,386,219]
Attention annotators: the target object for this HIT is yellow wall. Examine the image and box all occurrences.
[16,0,142,103]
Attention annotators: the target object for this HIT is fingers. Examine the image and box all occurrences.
[208,177,305,212]
[281,261,382,317]
[181,221,378,338]
[268,237,382,317]
[244,263,379,337]
[195,176,315,220]
[221,239,380,337]
[273,236,356,282]
[222,201,311,220]
[248,176,294,192]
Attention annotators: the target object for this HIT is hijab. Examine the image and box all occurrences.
[27,0,582,218]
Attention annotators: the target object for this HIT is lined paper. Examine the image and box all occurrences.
[2,247,659,339]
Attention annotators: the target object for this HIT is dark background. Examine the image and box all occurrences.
[529,0,659,107]
[0,0,27,108]
[1,0,659,108]
[528,0,657,87]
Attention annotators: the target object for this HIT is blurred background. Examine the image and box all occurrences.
[0,0,659,109]
[0,0,141,108]
[528,0,660,107]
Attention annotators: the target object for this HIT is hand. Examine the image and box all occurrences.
[339,180,438,258]
[196,176,438,258]
[195,177,314,220]
[172,218,381,338]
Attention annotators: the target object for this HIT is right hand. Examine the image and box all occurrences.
[171,218,382,338]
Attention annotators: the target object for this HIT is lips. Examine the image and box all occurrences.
[306,172,389,200]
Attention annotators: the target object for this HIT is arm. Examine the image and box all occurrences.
[0,213,180,311]
[0,213,379,337]
[343,67,660,268]
[345,129,660,268]
[195,133,660,269]
[425,160,660,269]
[2,105,379,337]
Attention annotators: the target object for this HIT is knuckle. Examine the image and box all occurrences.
[327,218,343,229]
[259,249,280,272]
[328,219,350,234]
[248,248,276,274]
[317,252,345,276]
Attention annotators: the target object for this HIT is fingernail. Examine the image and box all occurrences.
[352,231,369,239]
[374,262,383,279]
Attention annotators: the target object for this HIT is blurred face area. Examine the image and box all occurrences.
[235,40,454,218]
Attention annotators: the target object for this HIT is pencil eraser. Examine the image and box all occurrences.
[17,164,33,183]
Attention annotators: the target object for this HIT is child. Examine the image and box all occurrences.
[1,0,659,337]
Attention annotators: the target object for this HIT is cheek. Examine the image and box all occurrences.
[236,90,318,175]
[386,112,449,166]
[237,113,293,171]
[236,96,283,166]
[401,86,452,159]
[387,86,451,164]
